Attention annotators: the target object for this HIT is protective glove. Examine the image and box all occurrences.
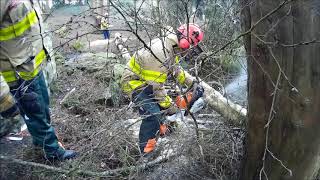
[0,113,25,138]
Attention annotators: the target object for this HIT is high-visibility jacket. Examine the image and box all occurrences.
[121,32,194,111]
[100,18,108,30]
[0,0,54,113]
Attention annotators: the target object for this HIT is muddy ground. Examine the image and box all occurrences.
[0,5,245,180]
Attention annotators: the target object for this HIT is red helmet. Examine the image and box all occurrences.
[177,23,204,49]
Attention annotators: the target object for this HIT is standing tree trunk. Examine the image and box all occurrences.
[240,0,320,179]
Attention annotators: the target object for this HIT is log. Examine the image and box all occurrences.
[82,39,112,53]
[114,34,247,125]
[200,79,247,124]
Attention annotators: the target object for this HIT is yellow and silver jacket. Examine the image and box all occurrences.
[121,33,194,110]
[0,0,55,113]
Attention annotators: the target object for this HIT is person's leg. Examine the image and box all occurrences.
[103,31,107,39]
[16,72,65,158]
[132,86,164,154]
[103,30,110,39]
[106,30,110,39]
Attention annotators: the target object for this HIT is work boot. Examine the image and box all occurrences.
[46,142,78,161]
[58,150,78,160]
[46,150,78,161]
[55,141,78,160]
[0,114,24,138]
[140,150,157,163]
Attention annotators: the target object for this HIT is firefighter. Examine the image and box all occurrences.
[0,0,77,160]
[120,24,204,155]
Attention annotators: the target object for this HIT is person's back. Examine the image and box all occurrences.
[121,32,180,93]
[136,33,177,72]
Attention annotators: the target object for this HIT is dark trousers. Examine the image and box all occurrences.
[3,72,65,158]
[103,30,110,39]
[132,86,165,153]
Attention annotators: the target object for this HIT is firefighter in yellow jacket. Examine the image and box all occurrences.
[120,24,204,155]
[0,0,77,160]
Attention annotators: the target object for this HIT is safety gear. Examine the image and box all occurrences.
[0,114,24,138]
[121,36,195,108]
[54,150,78,161]
[4,72,67,158]
[132,86,165,153]
[0,73,22,138]
[177,23,204,49]
[159,123,169,136]
[144,138,157,153]
[0,0,74,160]
[120,29,199,155]
[175,92,193,109]
[174,84,205,116]
[100,18,109,30]
[176,84,204,109]
[0,0,56,86]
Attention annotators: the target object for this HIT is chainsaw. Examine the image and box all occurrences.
[166,83,205,122]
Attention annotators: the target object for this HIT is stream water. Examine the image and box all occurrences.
[224,58,248,106]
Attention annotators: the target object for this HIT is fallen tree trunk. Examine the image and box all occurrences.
[200,79,247,124]
[82,39,111,53]
[114,35,247,125]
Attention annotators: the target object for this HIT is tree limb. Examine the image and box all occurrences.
[0,154,173,177]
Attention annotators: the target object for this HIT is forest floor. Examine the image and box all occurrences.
[0,5,245,180]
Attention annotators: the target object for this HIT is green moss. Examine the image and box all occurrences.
[72,40,85,52]
[54,52,65,65]
[219,54,241,73]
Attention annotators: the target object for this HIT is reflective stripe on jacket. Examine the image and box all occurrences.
[1,49,46,82]
[0,0,52,112]
[0,0,51,81]
[0,10,38,41]
[121,33,194,110]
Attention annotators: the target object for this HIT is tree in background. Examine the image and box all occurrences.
[240,0,320,179]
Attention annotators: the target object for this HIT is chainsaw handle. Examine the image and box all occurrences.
[188,83,199,108]
[189,82,204,107]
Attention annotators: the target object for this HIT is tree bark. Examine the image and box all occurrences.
[240,0,320,179]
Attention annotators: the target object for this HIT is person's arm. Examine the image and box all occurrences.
[152,84,178,115]
[0,1,24,137]
[0,75,24,138]
[0,0,17,116]
[174,65,195,88]
[0,75,19,117]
